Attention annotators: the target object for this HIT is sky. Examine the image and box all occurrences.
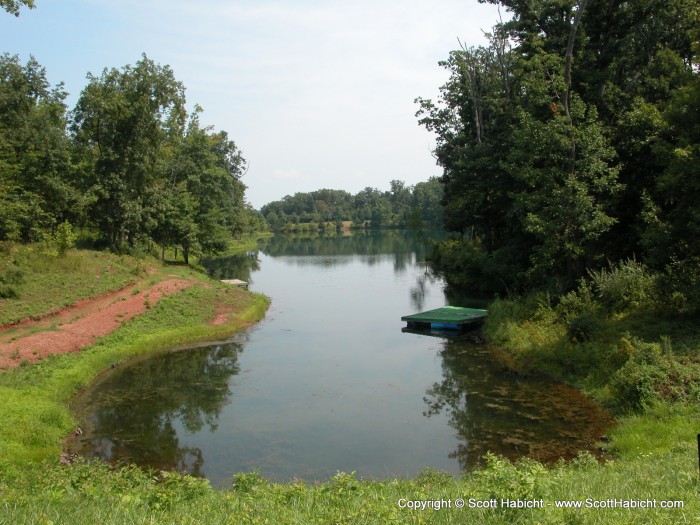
[1,0,506,209]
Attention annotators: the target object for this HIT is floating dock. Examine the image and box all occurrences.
[221,279,248,288]
[401,306,487,331]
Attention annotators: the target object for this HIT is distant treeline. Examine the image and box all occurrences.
[0,53,264,262]
[260,179,444,231]
[417,0,699,303]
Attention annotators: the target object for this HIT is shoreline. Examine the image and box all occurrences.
[0,271,270,470]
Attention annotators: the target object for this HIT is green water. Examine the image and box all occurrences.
[71,231,612,486]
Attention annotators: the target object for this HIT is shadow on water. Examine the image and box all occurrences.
[422,336,613,470]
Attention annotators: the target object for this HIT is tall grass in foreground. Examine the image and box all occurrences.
[1,440,697,524]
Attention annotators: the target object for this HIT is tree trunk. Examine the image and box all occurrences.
[563,0,588,170]
[563,0,588,122]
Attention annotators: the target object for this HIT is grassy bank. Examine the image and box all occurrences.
[483,266,699,413]
[0,245,146,326]
[0,268,269,470]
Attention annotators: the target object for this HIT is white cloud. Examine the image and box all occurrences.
[272,168,303,180]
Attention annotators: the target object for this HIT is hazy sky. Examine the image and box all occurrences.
[2,0,506,208]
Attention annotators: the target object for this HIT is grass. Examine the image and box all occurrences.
[0,433,697,524]
[483,291,700,406]
[0,245,145,326]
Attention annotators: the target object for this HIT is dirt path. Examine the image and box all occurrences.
[0,278,194,370]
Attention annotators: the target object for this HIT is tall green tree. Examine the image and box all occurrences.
[409,177,444,230]
[478,0,697,262]
[151,107,248,263]
[418,3,622,290]
[642,15,700,277]
[416,27,517,247]
[0,54,79,241]
[72,55,186,247]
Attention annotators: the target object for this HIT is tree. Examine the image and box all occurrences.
[505,101,620,283]
[0,54,79,241]
[642,55,700,269]
[151,106,248,262]
[416,27,517,246]
[72,55,186,247]
[418,4,628,291]
[477,0,697,263]
[0,0,34,16]
[410,177,444,230]
[0,51,255,254]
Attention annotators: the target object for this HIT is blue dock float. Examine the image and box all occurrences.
[401,306,487,331]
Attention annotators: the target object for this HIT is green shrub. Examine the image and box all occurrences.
[231,471,266,494]
[608,335,636,368]
[607,335,700,411]
[588,259,656,313]
[566,313,599,342]
[556,280,597,322]
[660,257,700,313]
[473,453,549,501]
[609,360,663,412]
[0,283,19,299]
[0,263,24,299]
[55,221,77,255]
[430,240,523,295]
[631,337,663,365]
[0,266,25,285]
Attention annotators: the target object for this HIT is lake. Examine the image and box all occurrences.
[70,231,612,487]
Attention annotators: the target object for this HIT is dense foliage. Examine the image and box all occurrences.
[417,0,700,298]
[0,53,264,262]
[485,259,700,410]
[260,178,444,231]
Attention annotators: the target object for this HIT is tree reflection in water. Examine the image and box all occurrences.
[423,339,613,471]
[200,251,260,282]
[72,342,242,477]
[260,230,438,263]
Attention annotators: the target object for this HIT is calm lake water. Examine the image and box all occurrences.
[70,231,612,487]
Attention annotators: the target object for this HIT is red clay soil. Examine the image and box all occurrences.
[210,306,237,326]
[0,278,194,370]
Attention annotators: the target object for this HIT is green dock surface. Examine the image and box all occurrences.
[401,306,487,329]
